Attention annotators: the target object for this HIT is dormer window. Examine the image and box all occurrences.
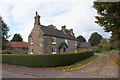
[52,37,56,44]
[52,48,56,54]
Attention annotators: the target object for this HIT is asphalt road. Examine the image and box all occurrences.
[1,54,119,78]
[1,64,92,78]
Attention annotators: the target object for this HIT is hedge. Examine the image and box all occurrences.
[2,51,94,67]
[2,52,12,54]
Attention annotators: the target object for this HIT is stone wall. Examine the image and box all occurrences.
[28,25,43,54]
[43,35,76,54]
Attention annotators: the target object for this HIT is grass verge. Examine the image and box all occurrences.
[52,55,98,71]
[100,49,120,66]
[100,49,112,56]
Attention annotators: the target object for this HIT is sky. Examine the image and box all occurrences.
[0,0,111,42]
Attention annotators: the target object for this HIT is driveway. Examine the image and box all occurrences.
[1,54,119,78]
[70,54,119,78]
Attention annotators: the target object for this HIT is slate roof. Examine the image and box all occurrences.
[77,42,91,48]
[59,42,68,49]
[7,42,28,48]
[40,25,76,40]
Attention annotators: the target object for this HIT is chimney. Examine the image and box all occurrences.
[69,29,74,35]
[34,11,40,25]
[61,25,66,33]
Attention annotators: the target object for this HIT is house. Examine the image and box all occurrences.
[77,42,91,52]
[28,12,78,54]
[4,41,28,54]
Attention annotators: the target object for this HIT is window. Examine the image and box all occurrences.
[52,48,56,54]
[30,48,33,54]
[39,43,43,47]
[52,37,56,44]
[75,49,77,52]
[15,48,18,50]
[22,47,28,50]
[65,39,68,45]
[75,41,77,46]
[30,37,33,45]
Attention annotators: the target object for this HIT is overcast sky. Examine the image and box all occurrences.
[0,0,111,42]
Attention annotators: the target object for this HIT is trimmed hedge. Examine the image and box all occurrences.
[2,51,94,67]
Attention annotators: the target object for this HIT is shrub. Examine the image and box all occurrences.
[2,52,12,54]
[92,46,102,53]
[2,51,94,67]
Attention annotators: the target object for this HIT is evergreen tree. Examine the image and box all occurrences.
[1,16,10,50]
[11,33,23,42]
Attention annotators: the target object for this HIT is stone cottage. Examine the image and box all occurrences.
[28,12,78,54]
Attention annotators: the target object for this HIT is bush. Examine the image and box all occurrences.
[2,51,94,67]
[92,46,102,53]
[2,52,12,54]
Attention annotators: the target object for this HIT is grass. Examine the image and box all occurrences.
[100,49,112,56]
[100,49,120,66]
[52,55,98,71]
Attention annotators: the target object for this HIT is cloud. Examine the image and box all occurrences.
[0,0,111,42]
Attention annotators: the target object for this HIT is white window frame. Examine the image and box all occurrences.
[65,39,68,45]
[30,37,33,45]
[75,41,77,46]
[75,49,77,52]
[52,48,56,54]
[30,48,33,54]
[39,43,43,47]
[52,37,56,44]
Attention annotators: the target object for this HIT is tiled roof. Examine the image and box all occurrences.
[40,25,76,40]
[7,41,28,48]
[77,42,91,48]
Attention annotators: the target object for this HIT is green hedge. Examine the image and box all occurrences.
[2,52,12,54]
[2,51,94,67]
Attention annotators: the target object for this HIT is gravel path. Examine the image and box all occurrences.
[70,54,119,78]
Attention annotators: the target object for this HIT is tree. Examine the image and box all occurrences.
[11,33,23,42]
[77,35,86,42]
[99,38,109,50]
[88,32,102,46]
[93,2,120,49]
[48,24,56,29]
[1,16,10,50]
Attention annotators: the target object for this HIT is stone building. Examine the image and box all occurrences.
[77,42,91,52]
[4,41,28,54]
[28,12,78,54]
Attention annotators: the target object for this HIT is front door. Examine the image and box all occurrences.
[63,47,67,52]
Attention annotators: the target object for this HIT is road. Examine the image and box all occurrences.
[2,64,92,78]
[1,54,119,78]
